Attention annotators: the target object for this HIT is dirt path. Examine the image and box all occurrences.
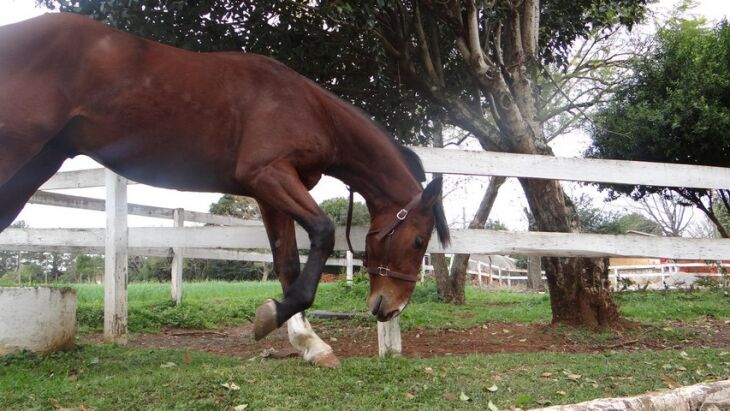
[103,318,730,361]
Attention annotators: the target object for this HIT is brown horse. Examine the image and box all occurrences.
[0,13,449,366]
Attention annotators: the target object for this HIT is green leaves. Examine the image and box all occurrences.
[588,18,730,234]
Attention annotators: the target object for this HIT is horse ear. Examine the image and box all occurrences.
[421,177,443,209]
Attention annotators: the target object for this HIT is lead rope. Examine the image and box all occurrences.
[345,187,355,256]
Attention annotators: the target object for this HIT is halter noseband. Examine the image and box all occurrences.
[346,189,422,283]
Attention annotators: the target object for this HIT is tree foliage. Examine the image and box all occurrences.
[319,197,369,226]
[572,194,662,235]
[208,194,260,219]
[587,19,730,237]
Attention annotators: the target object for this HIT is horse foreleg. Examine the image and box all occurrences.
[0,146,67,230]
[243,163,335,341]
[258,201,339,367]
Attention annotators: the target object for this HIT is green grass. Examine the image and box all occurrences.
[1,344,727,410]
[61,280,730,333]
[615,289,730,321]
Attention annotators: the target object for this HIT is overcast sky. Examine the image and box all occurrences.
[2,0,729,230]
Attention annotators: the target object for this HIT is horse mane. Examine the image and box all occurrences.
[328,97,451,247]
[397,146,451,247]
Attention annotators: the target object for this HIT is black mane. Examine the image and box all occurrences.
[397,146,451,247]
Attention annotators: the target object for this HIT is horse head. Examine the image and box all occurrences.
[364,174,450,321]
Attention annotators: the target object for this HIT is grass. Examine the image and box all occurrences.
[8,280,724,332]
[67,280,556,333]
[1,344,727,410]
[1,282,728,409]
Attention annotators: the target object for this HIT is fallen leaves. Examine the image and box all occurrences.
[160,362,177,369]
[221,382,240,391]
[566,373,582,381]
[233,405,248,411]
[486,384,499,392]
[182,352,192,364]
[662,375,681,389]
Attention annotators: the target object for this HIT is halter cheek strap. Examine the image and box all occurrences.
[345,188,422,283]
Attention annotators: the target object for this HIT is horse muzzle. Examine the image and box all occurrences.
[368,294,408,322]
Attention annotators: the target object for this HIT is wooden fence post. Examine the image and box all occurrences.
[170,208,184,305]
[377,316,402,357]
[104,170,128,343]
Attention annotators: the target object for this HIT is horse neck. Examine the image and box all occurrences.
[325,103,421,215]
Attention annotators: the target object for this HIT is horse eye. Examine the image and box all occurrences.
[414,237,424,249]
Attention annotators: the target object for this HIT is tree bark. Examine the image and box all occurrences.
[526,255,543,291]
[429,118,504,304]
[443,175,505,302]
[521,178,619,326]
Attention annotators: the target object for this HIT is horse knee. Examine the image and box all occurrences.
[310,216,335,251]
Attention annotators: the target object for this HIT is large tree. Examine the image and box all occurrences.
[44,0,650,325]
[588,19,730,238]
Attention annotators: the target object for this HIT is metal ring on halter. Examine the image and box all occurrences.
[396,209,408,220]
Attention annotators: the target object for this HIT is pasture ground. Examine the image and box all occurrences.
[1,281,728,410]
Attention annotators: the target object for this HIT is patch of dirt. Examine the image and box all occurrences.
[82,318,730,361]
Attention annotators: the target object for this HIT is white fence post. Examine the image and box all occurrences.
[170,208,184,305]
[104,170,128,343]
[377,317,402,357]
[345,250,353,287]
[477,262,483,288]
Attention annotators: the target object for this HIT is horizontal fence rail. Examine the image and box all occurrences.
[2,226,729,260]
[29,191,262,226]
[39,168,132,190]
[411,147,730,189]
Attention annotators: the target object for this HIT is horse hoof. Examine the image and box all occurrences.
[312,352,341,368]
[254,299,278,341]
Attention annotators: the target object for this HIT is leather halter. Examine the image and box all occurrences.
[346,188,422,283]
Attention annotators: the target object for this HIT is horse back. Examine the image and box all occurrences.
[0,13,339,193]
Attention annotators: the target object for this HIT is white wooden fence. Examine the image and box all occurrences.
[1,147,729,354]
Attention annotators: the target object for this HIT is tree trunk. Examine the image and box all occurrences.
[431,253,454,301]
[440,175,505,303]
[526,255,543,291]
[429,118,504,304]
[521,178,619,326]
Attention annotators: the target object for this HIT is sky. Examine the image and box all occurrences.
[2,0,729,230]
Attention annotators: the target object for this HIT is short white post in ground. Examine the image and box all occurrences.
[498,266,503,286]
[613,267,620,291]
[507,270,512,287]
[170,208,184,305]
[377,316,402,357]
[345,250,353,287]
[104,170,128,343]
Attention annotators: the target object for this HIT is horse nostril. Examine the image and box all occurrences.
[370,295,383,316]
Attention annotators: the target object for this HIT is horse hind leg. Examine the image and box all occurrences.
[0,146,67,231]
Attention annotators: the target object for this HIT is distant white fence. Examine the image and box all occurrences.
[1,147,729,351]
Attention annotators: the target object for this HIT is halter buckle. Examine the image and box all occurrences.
[377,266,389,276]
[396,209,408,221]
